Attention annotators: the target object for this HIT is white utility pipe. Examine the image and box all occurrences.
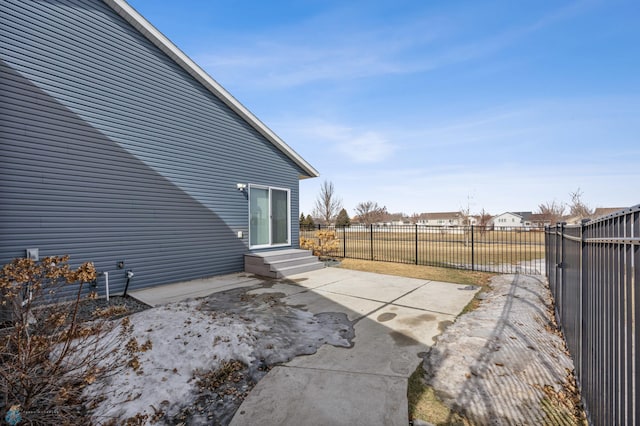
[104,271,110,302]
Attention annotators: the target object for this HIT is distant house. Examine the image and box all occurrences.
[414,212,478,227]
[415,212,463,226]
[1,0,320,294]
[591,207,625,219]
[563,207,627,225]
[529,213,551,228]
[490,212,534,229]
[382,213,411,226]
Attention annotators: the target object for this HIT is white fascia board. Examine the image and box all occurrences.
[103,0,319,179]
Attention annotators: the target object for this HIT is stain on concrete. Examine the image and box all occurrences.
[400,313,436,327]
[389,330,418,347]
[438,320,453,333]
[377,312,397,322]
[419,313,437,321]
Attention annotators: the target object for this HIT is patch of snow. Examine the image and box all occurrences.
[85,287,354,424]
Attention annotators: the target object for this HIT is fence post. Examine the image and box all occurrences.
[578,218,589,389]
[343,226,346,258]
[557,222,566,324]
[545,226,549,278]
[415,224,418,265]
[370,224,374,261]
[471,225,475,271]
[552,223,560,298]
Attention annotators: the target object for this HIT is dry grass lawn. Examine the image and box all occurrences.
[338,258,495,287]
[408,365,471,426]
[301,228,545,268]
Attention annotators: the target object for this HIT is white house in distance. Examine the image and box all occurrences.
[414,212,477,226]
[415,212,462,226]
[490,212,533,229]
[383,213,412,226]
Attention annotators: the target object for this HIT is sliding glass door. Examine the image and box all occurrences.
[249,185,290,248]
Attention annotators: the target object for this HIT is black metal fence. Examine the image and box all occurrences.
[301,224,545,274]
[546,205,639,425]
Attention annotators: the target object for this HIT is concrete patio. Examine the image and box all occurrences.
[130,267,479,425]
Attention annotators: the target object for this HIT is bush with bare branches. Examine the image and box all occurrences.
[0,255,143,425]
[300,230,340,259]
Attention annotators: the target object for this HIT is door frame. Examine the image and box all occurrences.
[248,184,291,249]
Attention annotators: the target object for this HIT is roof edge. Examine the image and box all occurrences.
[103,0,319,179]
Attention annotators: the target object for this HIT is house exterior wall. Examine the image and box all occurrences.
[416,213,462,226]
[417,219,455,226]
[0,0,306,294]
[491,213,524,229]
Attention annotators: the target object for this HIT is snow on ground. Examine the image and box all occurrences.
[423,274,579,424]
[85,286,354,424]
[449,259,546,275]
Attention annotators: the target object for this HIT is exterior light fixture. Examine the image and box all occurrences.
[236,183,247,191]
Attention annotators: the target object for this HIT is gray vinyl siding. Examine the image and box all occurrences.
[0,0,305,296]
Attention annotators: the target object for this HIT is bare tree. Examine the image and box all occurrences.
[536,200,565,225]
[312,180,342,224]
[354,201,388,225]
[459,196,474,246]
[410,212,421,224]
[477,208,492,235]
[459,207,471,226]
[569,188,592,219]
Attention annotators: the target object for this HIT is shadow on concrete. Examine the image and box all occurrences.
[129,267,480,425]
[220,268,479,426]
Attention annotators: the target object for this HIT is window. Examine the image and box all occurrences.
[249,185,290,248]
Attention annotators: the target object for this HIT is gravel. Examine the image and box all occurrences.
[75,295,151,322]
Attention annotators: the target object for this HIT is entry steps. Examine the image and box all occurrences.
[244,249,324,278]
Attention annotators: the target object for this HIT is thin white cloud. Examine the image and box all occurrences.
[337,131,394,163]
[194,2,595,89]
[401,108,532,149]
[197,36,423,88]
[193,11,449,88]
[389,95,640,159]
[281,120,395,164]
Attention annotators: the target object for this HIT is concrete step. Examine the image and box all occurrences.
[244,249,324,278]
[245,260,325,278]
[274,261,325,278]
[245,249,313,264]
[268,256,319,269]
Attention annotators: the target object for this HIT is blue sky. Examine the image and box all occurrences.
[128,0,639,216]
